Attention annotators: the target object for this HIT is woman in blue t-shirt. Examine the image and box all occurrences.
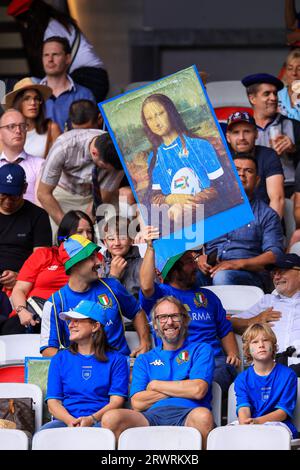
[141,93,223,217]
[234,323,298,438]
[38,300,129,430]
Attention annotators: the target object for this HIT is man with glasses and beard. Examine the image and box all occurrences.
[101,296,215,449]
[139,229,240,393]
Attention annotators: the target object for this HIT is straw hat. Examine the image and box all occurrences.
[4,77,52,108]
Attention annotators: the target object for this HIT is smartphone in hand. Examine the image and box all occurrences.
[207,249,218,267]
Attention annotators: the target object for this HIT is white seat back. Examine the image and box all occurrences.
[125,331,153,353]
[32,427,116,450]
[206,80,249,108]
[212,381,222,427]
[0,429,29,450]
[204,285,264,315]
[118,426,201,450]
[0,334,41,363]
[0,382,43,431]
[0,340,5,363]
[227,382,237,424]
[207,425,291,450]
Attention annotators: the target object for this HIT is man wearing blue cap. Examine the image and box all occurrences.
[0,163,51,298]
[40,234,151,358]
[231,253,300,377]
[226,111,284,218]
[242,73,300,195]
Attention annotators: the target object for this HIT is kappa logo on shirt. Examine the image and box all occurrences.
[150,359,164,366]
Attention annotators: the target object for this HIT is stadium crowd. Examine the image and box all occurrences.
[1,0,300,450]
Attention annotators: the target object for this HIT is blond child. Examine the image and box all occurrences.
[234,323,298,438]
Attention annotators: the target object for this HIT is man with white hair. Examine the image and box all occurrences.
[231,253,300,376]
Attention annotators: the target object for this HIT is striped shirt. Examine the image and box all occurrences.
[40,129,124,197]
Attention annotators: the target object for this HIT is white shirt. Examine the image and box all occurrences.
[234,291,300,354]
[43,19,104,73]
[0,151,44,204]
[24,128,48,159]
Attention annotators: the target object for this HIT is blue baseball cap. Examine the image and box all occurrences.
[0,163,26,195]
[266,253,300,271]
[241,73,284,91]
[59,300,106,325]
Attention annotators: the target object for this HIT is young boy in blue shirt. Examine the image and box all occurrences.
[234,323,298,438]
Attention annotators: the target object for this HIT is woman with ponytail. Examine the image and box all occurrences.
[39,300,129,430]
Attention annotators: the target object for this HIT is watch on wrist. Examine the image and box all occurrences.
[91,414,98,424]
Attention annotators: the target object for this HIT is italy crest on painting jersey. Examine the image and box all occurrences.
[194,292,208,308]
[176,350,190,365]
[98,294,112,308]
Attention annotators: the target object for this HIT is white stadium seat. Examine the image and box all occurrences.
[118,426,202,450]
[207,424,291,450]
[0,334,41,363]
[204,285,264,316]
[32,427,116,450]
[206,80,249,108]
[0,429,29,450]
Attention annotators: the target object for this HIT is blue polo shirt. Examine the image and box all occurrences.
[46,349,129,418]
[41,75,95,131]
[130,340,214,411]
[40,278,141,355]
[234,363,298,438]
[139,283,232,357]
[150,134,223,195]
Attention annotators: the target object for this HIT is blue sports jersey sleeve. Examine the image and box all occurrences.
[45,351,63,401]
[189,343,215,385]
[275,369,298,418]
[234,372,251,415]
[108,353,130,398]
[129,354,150,398]
[202,289,233,339]
[106,278,141,320]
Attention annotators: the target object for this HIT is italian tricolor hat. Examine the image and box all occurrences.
[58,234,100,274]
[59,300,106,325]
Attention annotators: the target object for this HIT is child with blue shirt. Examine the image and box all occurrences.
[38,300,129,430]
[234,323,298,438]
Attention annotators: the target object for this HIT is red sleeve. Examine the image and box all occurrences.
[17,247,51,284]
